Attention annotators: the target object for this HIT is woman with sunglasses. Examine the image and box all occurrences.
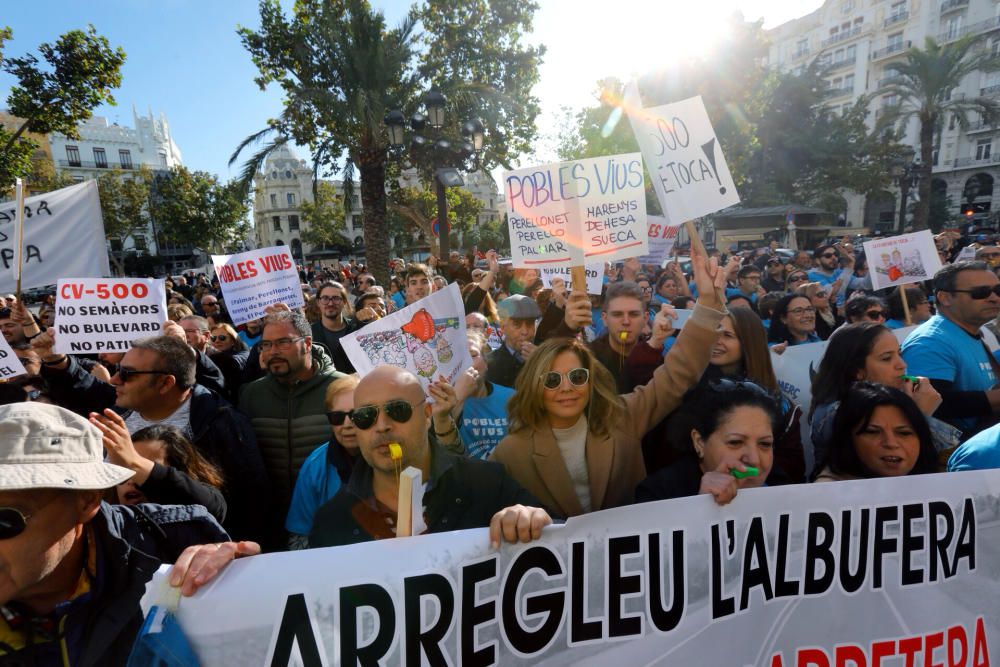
[785,271,810,293]
[286,375,361,548]
[814,382,938,482]
[489,253,728,518]
[795,282,841,340]
[208,323,249,403]
[809,322,955,473]
[767,293,820,351]
[636,380,780,505]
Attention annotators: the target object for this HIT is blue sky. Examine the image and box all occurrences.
[1,1,820,183]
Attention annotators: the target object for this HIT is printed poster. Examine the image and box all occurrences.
[53,278,167,354]
[863,230,943,291]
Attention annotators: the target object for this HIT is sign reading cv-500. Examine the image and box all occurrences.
[54,278,167,354]
[60,282,150,300]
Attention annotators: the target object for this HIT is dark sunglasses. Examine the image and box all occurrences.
[542,367,590,390]
[350,399,425,430]
[117,368,171,383]
[789,275,808,282]
[819,253,837,259]
[210,335,230,342]
[326,410,352,426]
[865,310,885,319]
[0,507,29,540]
[948,285,1000,300]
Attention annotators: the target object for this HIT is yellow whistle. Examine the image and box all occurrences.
[619,331,628,342]
[388,443,403,461]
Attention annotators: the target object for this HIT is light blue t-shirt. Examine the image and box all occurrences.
[901,314,997,435]
[808,267,848,306]
[285,443,342,536]
[459,384,515,460]
[948,422,1000,471]
[725,287,759,305]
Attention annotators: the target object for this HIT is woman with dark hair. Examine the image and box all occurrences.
[785,270,810,293]
[795,282,842,340]
[815,382,938,481]
[809,322,956,471]
[636,380,781,504]
[885,285,932,329]
[768,293,820,349]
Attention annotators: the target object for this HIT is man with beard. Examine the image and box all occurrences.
[310,281,358,373]
[239,311,346,517]
[808,243,855,307]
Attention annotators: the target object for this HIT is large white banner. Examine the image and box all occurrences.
[625,85,740,224]
[53,278,167,354]
[147,471,1000,665]
[211,246,303,325]
[505,153,648,268]
[0,180,110,292]
[341,283,473,392]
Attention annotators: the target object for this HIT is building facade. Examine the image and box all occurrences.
[768,0,1000,231]
[0,111,56,197]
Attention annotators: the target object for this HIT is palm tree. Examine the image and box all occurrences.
[880,35,1000,230]
[230,0,418,284]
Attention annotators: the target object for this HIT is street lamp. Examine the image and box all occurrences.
[384,91,485,261]
[891,146,920,233]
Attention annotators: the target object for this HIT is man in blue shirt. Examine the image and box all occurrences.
[808,243,855,307]
[725,265,763,306]
[948,421,1000,471]
[901,261,1000,438]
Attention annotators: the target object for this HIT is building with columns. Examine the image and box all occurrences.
[768,0,1000,231]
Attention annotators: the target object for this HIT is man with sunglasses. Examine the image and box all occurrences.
[761,257,786,293]
[901,261,1000,437]
[843,295,887,325]
[0,402,230,665]
[807,243,855,307]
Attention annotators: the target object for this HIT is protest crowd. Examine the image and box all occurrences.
[3,227,1000,664]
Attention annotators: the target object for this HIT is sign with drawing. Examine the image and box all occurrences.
[862,230,943,291]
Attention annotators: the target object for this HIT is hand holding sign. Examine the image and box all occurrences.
[563,290,593,332]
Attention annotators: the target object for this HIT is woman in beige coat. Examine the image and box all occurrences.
[490,254,726,517]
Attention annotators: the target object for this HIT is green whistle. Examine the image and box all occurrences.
[731,467,759,479]
[900,375,919,383]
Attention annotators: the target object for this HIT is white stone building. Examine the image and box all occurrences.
[768,0,1000,231]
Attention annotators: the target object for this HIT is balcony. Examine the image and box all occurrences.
[871,40,912,60]
[57,159,135,170]
[964,121,995,134]
[885,11,909,28]
[953,154,1000,168]
[825,86,855,99]
[940,0,968,13]
[981,83,1000,97]
[877,75,905,88]
[822,26,863,48]
[825,55,857,71]
[875,104,901,119]
[792,47,810,60]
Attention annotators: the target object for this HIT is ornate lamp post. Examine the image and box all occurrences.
[891,146,920,233]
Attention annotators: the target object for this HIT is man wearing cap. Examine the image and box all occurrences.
[0,402,231,666]
[486,294,541,388]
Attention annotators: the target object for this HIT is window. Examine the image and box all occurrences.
[946,16,962,40]
[890,0,905,15]
[134,235,147,250]
[118,149,132,169]
[976,139,992,161]
[352,195,360,207]
[270,193,278,207]
[845,45,856,61]
[842,1,853,15]
[887,32,903,50]
[93,147,107,168]
[991,37,1000,58]
[352,216,363,230]
[844,74,855,90]
[832,77,843,90]
[158,151,167,167]
[853,17,863,26]
[287,192,296,206]
[835,48,845,63]
[66,145,81,167]
[289,215,300,231]
[796,38,808,53]
[285,170,292,179]
[273,216,282,231]
[932,147,940,166]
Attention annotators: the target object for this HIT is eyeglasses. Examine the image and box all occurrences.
[349,399,425,430]
[789,275,808,282]
[0,507,30,540]
[319,295,345,303]
[640,286,653,292]
[117,368,172,383]
[814,292,828,298]
[819,253,837,259]
[541,367,590,390]
[326,410,352,426]
[947,285,1000,300]
[259,336,305,351]
[787,306,817,316]
[210,335,230,342]
[865,310,885,320]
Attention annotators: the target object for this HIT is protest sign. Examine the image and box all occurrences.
[211,246,303,325]
[538,263,603,295]
[0,335,26,380]
[53,278,167,354]
[505,153,648,267]
[638,215,680,265]
[625,84,740,224]
[0,180,110,293]
[956,245,978,262]
[863,230,943,291]
[341,283,472,392]
[145,470,1000,665]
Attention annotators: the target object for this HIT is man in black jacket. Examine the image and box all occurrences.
[0,402,232,666]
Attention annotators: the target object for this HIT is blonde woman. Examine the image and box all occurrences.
[795,281,842,340]
[490,254,727,517]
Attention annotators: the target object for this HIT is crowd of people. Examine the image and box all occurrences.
[3,231,1000,663]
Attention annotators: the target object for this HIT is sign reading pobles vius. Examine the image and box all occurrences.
[211,246,303,325]
[505,153,648,267]
[53,278,167,354]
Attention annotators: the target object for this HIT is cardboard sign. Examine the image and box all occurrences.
[863,230,943,291]
[211,246,303,325]
[638,214,681,264]
[625,84,739,223]
[538,263,604,295]
[53,279,167,354]
[0,336,27,380]
[0,181,110,293]
[504,153,648,267]
[341,283,473,393]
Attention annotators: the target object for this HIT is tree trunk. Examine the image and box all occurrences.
[913,117,935,231]
[359,154,391,286]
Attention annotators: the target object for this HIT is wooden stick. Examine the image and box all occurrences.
[570,265,587,292]
[900,286,912,326]
[683,220,724,306]
[396,466,426,537]
[13,179,25,302]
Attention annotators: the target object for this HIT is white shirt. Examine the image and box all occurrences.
[124,396,194,440]
[552,416,591,513]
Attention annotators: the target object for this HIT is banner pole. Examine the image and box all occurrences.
[683,219,724,305]
[13,178,25,302]
[900,286,912,326]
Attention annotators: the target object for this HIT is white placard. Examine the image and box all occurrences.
[505,153,648,267]
[638,214,681,264]
[0,180,110,293]
[625,84,740,223]
[341,283,473,392]
[53,278,167,354]
[0,335,27,380]
[211,246,304,325]
[956,245,978,262]
[863,230,943,291]
[538,263,604,295]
